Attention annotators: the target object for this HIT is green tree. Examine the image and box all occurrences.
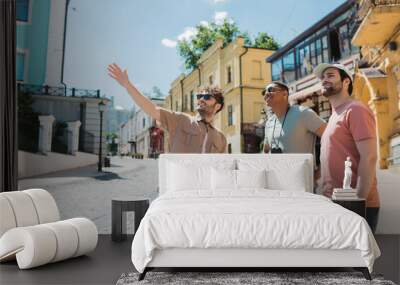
[18,92,40,152]
[177,19,280,71]
[253,32,280,50]
[239,31,253,46]
[178,19,241,70]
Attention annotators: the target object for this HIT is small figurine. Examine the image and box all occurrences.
[342,157,353,190]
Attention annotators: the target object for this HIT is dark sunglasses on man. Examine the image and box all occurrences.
[262,86,286,100]
[196,93,215,101]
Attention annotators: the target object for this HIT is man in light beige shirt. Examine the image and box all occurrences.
[108,63,227,153]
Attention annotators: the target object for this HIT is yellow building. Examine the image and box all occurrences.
[164,37,274,153]
[351,0,400,172]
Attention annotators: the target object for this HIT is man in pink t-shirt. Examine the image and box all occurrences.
[314,63,380,233]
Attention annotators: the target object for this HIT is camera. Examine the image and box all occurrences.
[271,148,283,154]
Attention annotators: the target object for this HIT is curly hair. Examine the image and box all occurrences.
[198,86,224,113]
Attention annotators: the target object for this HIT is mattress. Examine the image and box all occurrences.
[131,190,380,273]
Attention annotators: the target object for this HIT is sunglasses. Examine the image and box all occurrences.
[263,87,285,100]
[196,93,214,100]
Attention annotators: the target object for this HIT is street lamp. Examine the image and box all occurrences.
[98,101,106,172]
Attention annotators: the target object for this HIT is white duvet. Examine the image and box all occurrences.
[131,190,380,273]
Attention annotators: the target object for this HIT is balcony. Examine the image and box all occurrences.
[352,0,400,46]
[17,83,101,98]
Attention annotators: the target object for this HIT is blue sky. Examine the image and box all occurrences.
[64,0,346,109]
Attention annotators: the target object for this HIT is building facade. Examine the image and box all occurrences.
[165,37,274,153]
[351,0,400,172]
[266,0,360,121]
[16,0,108,158]
[17,0,68,86]
[119,98,165,158]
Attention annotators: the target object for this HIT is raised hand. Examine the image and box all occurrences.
[107,63,130,88]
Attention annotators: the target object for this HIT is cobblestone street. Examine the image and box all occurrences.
[18,157,159,234]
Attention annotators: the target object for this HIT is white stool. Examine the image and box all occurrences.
[0,189,98,269]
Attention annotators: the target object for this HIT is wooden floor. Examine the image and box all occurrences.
[1,235,398,285]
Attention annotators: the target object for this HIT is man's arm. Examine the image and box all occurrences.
[302,108,326,137]
[108,63,160,121]
[355,138,378,199]
[314,123,327,138]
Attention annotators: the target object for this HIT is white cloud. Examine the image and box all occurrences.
[115,105,125,111]
[161,38,177,48]
[177,27,197,41]
[212,0,228,3]
[199,21,210,27]
[214,11,230,25]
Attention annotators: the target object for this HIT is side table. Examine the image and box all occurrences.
[112,198,149,242]
[332,198,366,218]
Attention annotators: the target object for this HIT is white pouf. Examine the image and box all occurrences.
[0,189,98,269]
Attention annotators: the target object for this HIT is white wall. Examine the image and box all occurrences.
[45,0,66,86]
[18,151,98,178]
[376,169,400,234]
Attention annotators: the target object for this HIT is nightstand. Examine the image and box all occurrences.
[111,198,149,242]
[332,198,366,218]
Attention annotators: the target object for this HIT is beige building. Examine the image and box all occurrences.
[351,0,400,172]
[164,37,274,153]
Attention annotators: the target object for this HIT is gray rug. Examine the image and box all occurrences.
[116,271,396,285]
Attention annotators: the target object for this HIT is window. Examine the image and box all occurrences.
[16,0,29,22]
[252,60,262,79]
[142,118,146,128]
[190,90,194,112]
[316,39,322,65]
[310,42,316,67]
[295,46,308,79]
[339,24,351,58]
[322,35,329,62]
[228,105,233,126]
[209,75,214,85]
[16,52,26,82]
[272,60,282,81]
[227,66,232,83]
[175,101,178,111]
[228,143,232,154]
[183,94,187,111]
[301,45,311,77]
[329,30,341,62]
[282,51,295,83]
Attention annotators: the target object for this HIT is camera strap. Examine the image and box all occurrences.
[271,105,290,149]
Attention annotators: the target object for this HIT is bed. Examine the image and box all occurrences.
[131,154,380,280]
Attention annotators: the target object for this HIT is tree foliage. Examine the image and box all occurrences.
[177,19,280,71]
[253,32,280,50]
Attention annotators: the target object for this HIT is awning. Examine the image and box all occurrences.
[290,82,322,102]
[358,67,387,78]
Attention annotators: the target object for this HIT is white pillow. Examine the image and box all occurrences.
[211,168,236,190]
[167,160,235,192]
[266,165,307,191]
[168,162,209,191]
[211,169,267,191]
[236,169,267,189]
[237,159,309,191]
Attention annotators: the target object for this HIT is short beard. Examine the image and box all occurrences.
[322,82,343,97]
[196,103,216,117]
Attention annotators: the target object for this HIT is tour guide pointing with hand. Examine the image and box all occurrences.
[107,63,227,153]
